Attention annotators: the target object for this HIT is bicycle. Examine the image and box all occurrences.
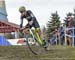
[19,27,48,55]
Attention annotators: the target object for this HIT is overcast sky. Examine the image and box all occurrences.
[5,0,75,27]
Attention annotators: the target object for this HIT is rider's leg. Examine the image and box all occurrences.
[35,28,43,45]
[34,28,48,50]
[35,28,41,37]
[33,20,47,47]
[31,20,43,45]
[31,28,43,45]
[27,20,48,48]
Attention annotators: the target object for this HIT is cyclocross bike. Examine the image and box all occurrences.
[19,28,48,55]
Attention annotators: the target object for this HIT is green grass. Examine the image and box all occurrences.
[0,45,75,60]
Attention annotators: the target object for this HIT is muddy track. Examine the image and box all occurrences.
[0,46,74,60]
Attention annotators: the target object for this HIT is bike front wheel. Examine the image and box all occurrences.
[26,35,44,55]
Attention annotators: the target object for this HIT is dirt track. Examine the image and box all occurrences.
[0,46,75,60]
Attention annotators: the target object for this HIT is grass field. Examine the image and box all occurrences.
[0,45,75,60]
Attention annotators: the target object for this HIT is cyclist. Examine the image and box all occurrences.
[19,6,47,48]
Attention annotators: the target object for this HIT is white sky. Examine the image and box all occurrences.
[5,0,75,27]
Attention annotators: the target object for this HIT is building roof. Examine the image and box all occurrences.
[0,20,20,33]
[0,20,20,28]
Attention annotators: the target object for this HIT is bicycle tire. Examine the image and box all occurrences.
[26,34,44,55]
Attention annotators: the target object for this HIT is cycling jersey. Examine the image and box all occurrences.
[20,10,40,28]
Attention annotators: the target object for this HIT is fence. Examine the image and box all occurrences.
[64,26,75,46]
[50,27,64,45]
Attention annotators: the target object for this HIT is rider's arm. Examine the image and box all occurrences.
[20,16,24,28]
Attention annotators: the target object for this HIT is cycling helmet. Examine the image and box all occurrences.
[19,6,26,13]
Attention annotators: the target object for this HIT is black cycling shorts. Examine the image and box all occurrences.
[25,20,40,28]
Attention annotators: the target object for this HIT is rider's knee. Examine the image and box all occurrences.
[23,28,30,34]
[35,28,40,33]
